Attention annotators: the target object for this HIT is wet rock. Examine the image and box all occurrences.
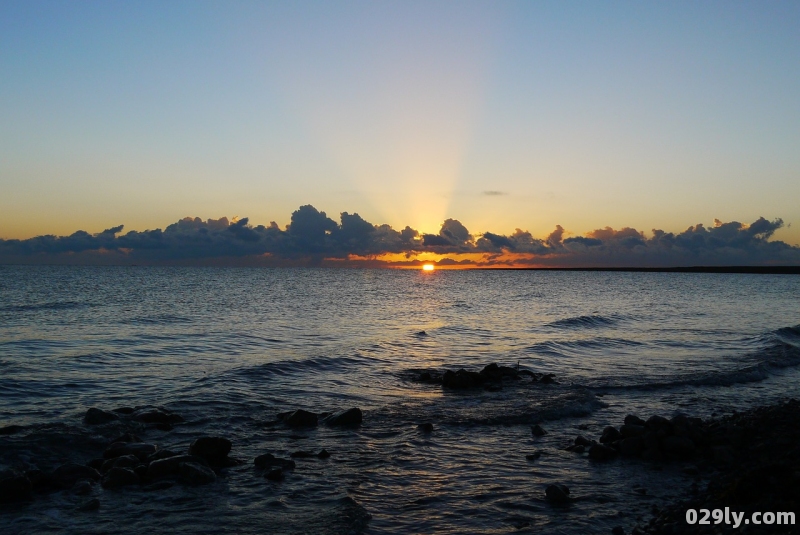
[415,331,427,336]
[84,407,119,425]
[531,424,547,437]
[104,442,158,460]
[317,449,331,459]
[101,467,140,489]
[661,436,695,459]
[179,462,216,485]
[418,372,432,382]
[646,415,672,435]
[131,407,183,424]
[88,458,105,471]
[620,424,647,438]
[77,498,100,512]
[112,407,135,415]
[25,469,53,493]
[624,414,647,427]
[526,452,542,461]
[254,453,295,470]
[418,422,434,433]
[146,449,179,463]
[53,463,101,488]
[566,444,585,453]
[324,407,363,427]
[442,369,482,389]
[600,426,622,443]
[0,471,33,502]
[290,450,315,459]
[612,527,625,535]
[540,374,556,384]
[575,435,593,447]
[110,432,141,444]
[545,484,570,504]
[265,468,284,481]
[101,454,140,473]
[0,424,23,435]
[143,481,174,491]
[188,436,232,464]
[588,443,618,461]
[280,409,318,428]
[641,447,664,462]
[620,437,645,457]
[147,455,207,479]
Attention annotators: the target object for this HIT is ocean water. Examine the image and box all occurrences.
[1,266,799,534]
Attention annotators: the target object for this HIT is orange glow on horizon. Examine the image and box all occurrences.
[422,263,435,271]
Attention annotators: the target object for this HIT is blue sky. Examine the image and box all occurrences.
[2,1,799,246]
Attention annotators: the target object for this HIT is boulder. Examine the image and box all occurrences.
[254,453,295,470]
[188,436,232,464]
[53,463,101,488]
[624,414,647,427]
[265,468,284,481]
[588,443,618,461]
[77,498,100,512]
[531,424,547,437]
[620,424,646,438]
[0,471,33,502]
[131,407,183,424]
[442,369,482,389]
[103,442,158,460]
[600,426,622,443]
[641,447,664,462]
[101,467,140,489]
[84,408,119,425]
[147,455,207,479]
[280,409,318,428]
[418,422,434,433]
[317,449,331,459]
[324,408,363,427]
[545,484,570,504]
[526,452,542,461]
[540,374,556,384]
[575,435,593,447]
[101,454,140,473]
[110,432,141,444]
[662,436,695,459]
[179,462,216,485]
[620,437,645,457]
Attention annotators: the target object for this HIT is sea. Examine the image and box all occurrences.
[1,265,799,534]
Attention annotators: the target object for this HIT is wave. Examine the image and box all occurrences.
[231,353,386,380]
[525,337,643,357]
[0,301,88,313]
[122,314,195,326]
[546,314,619,329]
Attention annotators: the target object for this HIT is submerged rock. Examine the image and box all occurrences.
[101,467,140,489]
[545,484,571,504]
[531,424,547,437]
[77,498,100,512]
[317,449,331,459]
[131,407,183,425]
[254,453,295,470]
[588,443,618,461]
[442,369,482,389]
[179,462,216,485]
[418,422,434,433]
[324,407,363,427]
[188,436,232,464]
[280,409,318,428]
[53,463,101,488]
[84,408,119,425]
[147,455,207,479]
[100,454,140,473]
[265,468,284,481]
[104,442,158,460]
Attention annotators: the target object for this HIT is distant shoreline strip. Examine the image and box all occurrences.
[475,266,800,274]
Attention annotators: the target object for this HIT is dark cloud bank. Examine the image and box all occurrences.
[1,205,798,267]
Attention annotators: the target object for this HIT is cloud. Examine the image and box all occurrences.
[482,191,508,196]
[1,206,798,267]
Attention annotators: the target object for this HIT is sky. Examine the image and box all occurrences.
[1,1,799,266]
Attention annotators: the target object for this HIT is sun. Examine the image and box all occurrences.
[422,263,435,271]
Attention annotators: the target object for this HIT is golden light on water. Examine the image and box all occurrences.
[422,263,435,271]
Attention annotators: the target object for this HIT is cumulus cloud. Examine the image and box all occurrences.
[0,206,797,267]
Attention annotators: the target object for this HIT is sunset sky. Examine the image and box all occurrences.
[2,1,799,249]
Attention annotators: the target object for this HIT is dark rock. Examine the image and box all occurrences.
[418,372,432,382]
[143,481,174,491]
[620,424,646,438]
[133,465,148,478]
[88,458,104,471]
[624,414,647,427]
[600,426,622,443]
[290,450,315,459]
[254,453,295,470]
[101,454,140,473]
[110,432,141,444]
[265,468,284,481]
[566,444,585,453]
[418,422,434,433]
[84,407,119,425]
[104,442,158,460]
[531,424,547,437]
[131,407,183,424]
[545,484,570,504]
[540,374,556,384]
[324,407,363,427]
[620,437,645,457]
[0,472,33,502]
[101,467,140,489]
[153,422,173,431]
[147,455,207,479]
[646,415,672,434]
[25,469,53,493]
[112,407,135,414]
[0,425,23,435]
[179,462,216,485]
[188,436,232,464]
[575,435,593,447]
[442,369,482,389]
[317,449,330,459]
[77,498,100,512]
[280,409,318,428]
[612,527,625,535]
[53,463,101,488]
[526,452,542,461]
[641,447,664,462]
[146,449,179,463]
[662,435,695,459]
[416,331,427,336]
[588,443,618,461]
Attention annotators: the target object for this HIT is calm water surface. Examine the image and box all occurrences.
[1,266,799,534]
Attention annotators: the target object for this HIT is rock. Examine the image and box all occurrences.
[53,463,101,488]
[146,449,179,463]
[416,331,427,336]
[317,449,331,459]
[641,447,664,462]
[531,424,547,437]
[418,372,432,382]
[147,455,207,479]
[179,462,216,485]
[646,415,672,434]
[600,426,622,443]
[324,408,363,427]
[620,437,645,457]
[143,481,174,491]
[131,407,183,424]
[540,374,556,384]
[104,442,158,460]
[575,435,593,447]
[112,407,135,414]
[588,443,618,461]
[101,454,140,473]
[265,468,284,481]
[290,450,315,459]
[0,425,24,435]
[188,436,232,464]
[566,444,585,453]
[110,432,141,444]
[526,452,542,461]
[545,484,570,504]
[280,409,318,428]
[662,435,695,459]
[101,467,140,489]
[418,422,434,433]
[442,369,482,389]
[84,408,120,425]
[0,472,33,502]
[624,414,647,427]
[254,453,295,470]
[620,424,646,438]
[25,469,53,492]
[77,498,100,512]
[612,527,625,535]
